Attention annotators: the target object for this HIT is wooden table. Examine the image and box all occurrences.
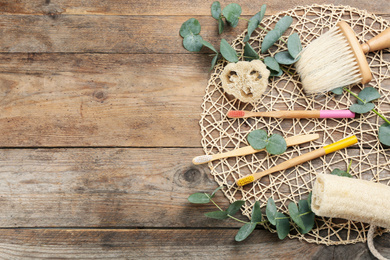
[0,0,389,258]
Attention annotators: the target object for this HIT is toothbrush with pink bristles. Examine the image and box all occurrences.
[227,110,355,119]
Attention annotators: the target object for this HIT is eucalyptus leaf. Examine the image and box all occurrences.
[244,42,259,61]
[210,54,219,71]
[204,211,229,219]
[235,222,257,242]
[227,200,246,216]
[220,39,239,63]
[288,202,305,230]
[287,33,302,59]
[275,212,290,240]
[210,186,223,198]
[266,197,277,225]
[218,17,225,34]
[270,68,283,77]
[266,134,287,155]
[261,30,281,53]
[274,51,299,65]
[331,168,352,178]
[297,200,315,234]
[222,3,242,28]
[274,16,293,33]
[244,4,267,42]
[349,102,375,114]
[358,87,381,104]
[251,201,262,223]
[331,87,344,95]
[183,34,203,52]
[247,129,268,150]
[307,192,312,210]
[188,193,210,204]
[211,1,221,20]
[201,39,218,53]
[180,18,201,37]
[379,123,390,146]
[264,56,280,73]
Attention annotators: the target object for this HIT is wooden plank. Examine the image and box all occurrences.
[0,228,326,259]
[0,0,389,16]
[0,53,208,147]
[0,147,247,228]
[0,228,387,259]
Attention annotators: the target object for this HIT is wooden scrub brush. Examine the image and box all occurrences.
[295,21,390,94]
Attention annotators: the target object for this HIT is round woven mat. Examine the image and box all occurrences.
[200,4,390,245]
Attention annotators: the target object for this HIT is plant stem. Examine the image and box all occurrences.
[238,17,250,22]
[299,211,312,217]
[228,214,249,224]
[207,195,250,224]
[347,159,352,174]
[206,194,223,211]
[343,87,390,125]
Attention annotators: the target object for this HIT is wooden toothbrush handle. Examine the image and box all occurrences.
[252,148,326,180]
[361,27,390,53]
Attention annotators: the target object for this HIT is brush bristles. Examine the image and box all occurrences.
[296,26,362,94]
[236,175,255,186]
[227,110,245,118]
[192,155,213,164]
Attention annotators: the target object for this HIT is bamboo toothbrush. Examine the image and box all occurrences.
[295,21,390,94]
[227,110,355,119]
[192,133,319,165]
[236,135,358,186]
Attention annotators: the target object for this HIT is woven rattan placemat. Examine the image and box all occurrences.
[199,4,390,245]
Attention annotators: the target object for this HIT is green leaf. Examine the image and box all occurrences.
[247,129,268,150]
[251,201,262,223]
[210,186,223,198]
[261,30,281,53]
[218,17,225,34]
[275,212,290,240]
[349,102,375,114]
[180,18,201,38]
[266,134,287,155]
[358,87,381,104]
[379,123,390,146]
[297,200,315,234]
[201,39,217,53]
[244,5,266,42]
[210,54,219,71]
[274,51,299,65]
[307,192,312,210]
[266,197,277,225]
[270,68,283,77]
[287,33,302,59]
[227,200,245,216]
[204,211,228,219]
[288,202,305,230]
[331,87,344,95]
[264,56,280,73]
[222,3,242,28]
[220,39,239,63]
[235,222,257,242]
[274,16,293,33]
[331,168,352,178]
[188,193,210,204]
[183,34,203,52]
[211,1,221,20]
[261,16,292,53]
[244,42,259,61]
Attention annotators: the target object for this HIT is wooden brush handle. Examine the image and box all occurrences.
[252,148,326,181]
[361,27,390,53]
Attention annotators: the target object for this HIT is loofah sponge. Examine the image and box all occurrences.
[312,174,390,229]
[220,60,270,103]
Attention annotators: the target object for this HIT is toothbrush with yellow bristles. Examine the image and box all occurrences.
[192,134,319,165]
[236,135,358,186]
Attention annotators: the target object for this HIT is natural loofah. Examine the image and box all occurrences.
[220,60,270,103]
[199,4,390,245]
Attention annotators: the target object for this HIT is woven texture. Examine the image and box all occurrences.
[199,4,390,245]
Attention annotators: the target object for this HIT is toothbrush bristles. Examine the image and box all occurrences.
[227,110,245,118]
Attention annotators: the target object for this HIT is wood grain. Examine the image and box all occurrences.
[0,0,388,16]
[0,228,326,259]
